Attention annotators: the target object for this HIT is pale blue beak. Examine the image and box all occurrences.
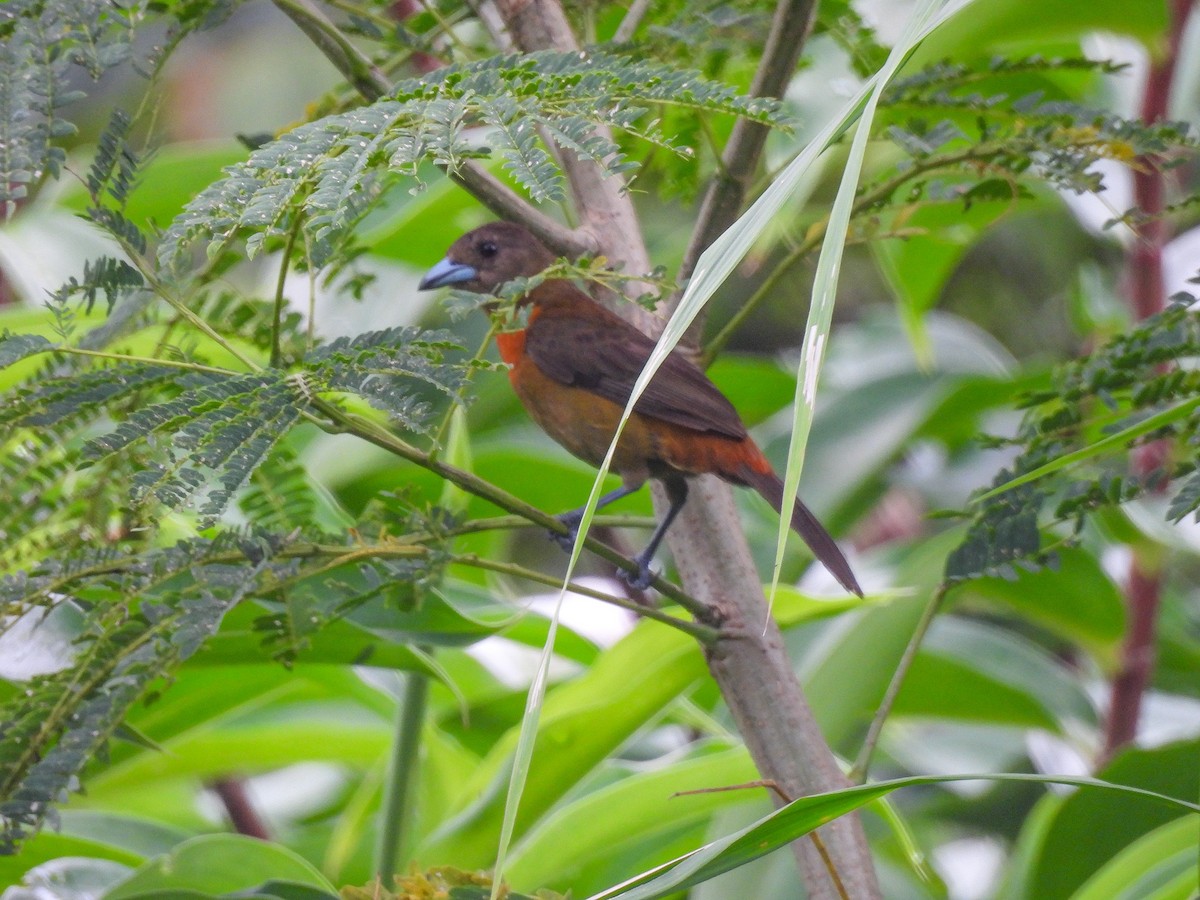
[419,257,478,290]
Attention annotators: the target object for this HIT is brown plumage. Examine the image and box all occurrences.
[419,221,861,595]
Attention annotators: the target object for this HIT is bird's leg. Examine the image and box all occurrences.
[552,484,640,551]
[625,476,688,590]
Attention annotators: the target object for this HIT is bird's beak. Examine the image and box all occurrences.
[418,257,478,290]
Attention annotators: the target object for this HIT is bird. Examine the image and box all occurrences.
[419,221,861,595]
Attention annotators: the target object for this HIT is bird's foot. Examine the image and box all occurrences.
[620,553,657,590]
[549,512,582,552]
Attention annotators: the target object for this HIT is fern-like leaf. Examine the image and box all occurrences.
[0,0,240,211]
[947,296,1200,582]
[0,334,54,369]
[238,445,319,532]
[159,49,783,269]
[0,533,275,851]
[1,324,464,527]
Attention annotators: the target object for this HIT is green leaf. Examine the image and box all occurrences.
[892,638,1051,729]
[0,831,141,886]
[1071,816,1200,900]
[801,523,966,751]
[506,745,757,893]
[105,834,336,898]
[417,620,708,866]
[703,356,797,426]
[955,545,1126,656]
[973,394,1200,505]
[0,332,53,368]
[191,601,434,670]
[913,0,1169,62]
[1025,738,1200,899]
[159,49,781,269]
[592,773,1199,900]
[90,663,394,785]
[874,195,1035,363]
[894,617,1094,729]
[0,534,269,851]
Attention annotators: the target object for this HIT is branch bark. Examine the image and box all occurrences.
[210,778,271,840]
[674,0,818,346]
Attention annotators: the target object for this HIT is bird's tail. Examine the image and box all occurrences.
[737,466,863,597]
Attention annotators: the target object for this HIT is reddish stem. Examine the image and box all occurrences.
[390,0,442,73]
[210,778,272,840]
[1102,0,1194,763]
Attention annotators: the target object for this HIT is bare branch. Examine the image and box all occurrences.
[272,0,390,101]
[614,0,652,43]
[674,0,818,346]
[449,166,597,258]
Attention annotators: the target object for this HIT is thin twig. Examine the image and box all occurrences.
[411,512,657,541]
[210,778,272,840]
[671,0,818,339]
[54,347,240,377]
[850,584,947,782]
[613,0,652,42]
[374,665,430,880]
[271,221,301,367]
[306,396,712,621]
[807,830,851,900]
[457,554,718,642]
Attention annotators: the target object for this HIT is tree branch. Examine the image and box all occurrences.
[210,778,272,840]
[278,1,879,892]
[307,398,710,621]
[273,0,576,253]
[673,0,818,348]
[448,166,597,258]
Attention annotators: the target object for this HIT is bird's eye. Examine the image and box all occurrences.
[479,240,498,258]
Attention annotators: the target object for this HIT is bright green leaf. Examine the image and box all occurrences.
[104,834,335,898]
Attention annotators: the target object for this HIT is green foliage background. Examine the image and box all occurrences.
[0,1,1198,898]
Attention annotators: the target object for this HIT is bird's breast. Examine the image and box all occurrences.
[496,320,768,484]
[502,350,655,476]
[495,329,526,367]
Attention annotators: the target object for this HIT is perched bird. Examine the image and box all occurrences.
[419,221,861,595]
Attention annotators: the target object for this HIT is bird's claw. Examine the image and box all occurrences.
[619,566,657,595]
[550,513,658,590]
[549,513,582,552]
[620,556,656,590]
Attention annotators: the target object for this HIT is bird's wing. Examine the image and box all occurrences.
[524,306,747,440]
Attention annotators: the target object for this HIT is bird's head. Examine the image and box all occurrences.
[418,221,557,294]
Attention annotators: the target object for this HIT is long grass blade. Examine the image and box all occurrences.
[589,773,1200,900]
[770,0,976,611]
